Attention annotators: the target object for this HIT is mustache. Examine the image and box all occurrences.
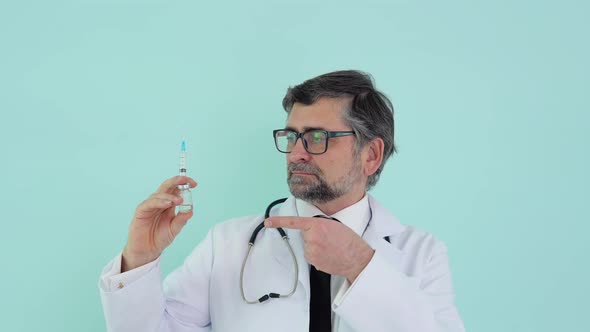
[288,163,322,176]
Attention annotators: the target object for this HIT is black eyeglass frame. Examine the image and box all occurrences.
[272,129,356,155]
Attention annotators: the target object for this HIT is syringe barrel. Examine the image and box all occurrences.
[179,151,187,174]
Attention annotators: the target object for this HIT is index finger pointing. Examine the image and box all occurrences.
[264,217,313,231]
[156,176,197,193]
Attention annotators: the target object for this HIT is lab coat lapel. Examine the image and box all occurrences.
[362,195,406,260]
[267,196,310,302]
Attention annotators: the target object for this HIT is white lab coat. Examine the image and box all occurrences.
[99,195,465,332]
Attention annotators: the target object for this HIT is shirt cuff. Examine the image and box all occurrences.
[331,258,370,309]
[99,252,161,292]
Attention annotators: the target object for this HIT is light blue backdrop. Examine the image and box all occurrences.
[1,0,588,331]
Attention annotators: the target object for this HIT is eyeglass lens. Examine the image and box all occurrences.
[275,130,327,154]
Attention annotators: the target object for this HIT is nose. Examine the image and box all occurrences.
[288,136,311,163]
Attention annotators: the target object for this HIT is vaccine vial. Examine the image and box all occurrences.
[178,183,193,213]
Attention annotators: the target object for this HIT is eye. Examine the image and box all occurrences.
[311,131,325,143]
[286,131,297,143]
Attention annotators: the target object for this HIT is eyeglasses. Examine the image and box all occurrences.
[273,129,355,155]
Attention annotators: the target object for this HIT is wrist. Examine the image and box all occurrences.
[346,246,375,283]
[121,247,160,272]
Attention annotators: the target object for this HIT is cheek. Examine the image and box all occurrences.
[320,157,350,181]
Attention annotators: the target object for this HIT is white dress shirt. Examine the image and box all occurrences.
[294,194,371,330]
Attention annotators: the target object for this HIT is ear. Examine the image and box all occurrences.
[362,138,384,177]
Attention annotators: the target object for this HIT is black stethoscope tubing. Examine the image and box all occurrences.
[240,198,298,304]
[249,197,288,245]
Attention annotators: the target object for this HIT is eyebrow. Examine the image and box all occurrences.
[284,126,327,132]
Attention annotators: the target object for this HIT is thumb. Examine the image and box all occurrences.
[170,211,193,237]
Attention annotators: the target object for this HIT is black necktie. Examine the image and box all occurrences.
[309,265,331,331]
[309,215,338,332]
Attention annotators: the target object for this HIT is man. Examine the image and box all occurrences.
[99,70,465,332]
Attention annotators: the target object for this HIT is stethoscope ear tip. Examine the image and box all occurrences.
[258,293,281,303]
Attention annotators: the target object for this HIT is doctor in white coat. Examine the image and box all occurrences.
[99,70,465,332]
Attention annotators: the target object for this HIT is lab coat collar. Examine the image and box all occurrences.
[365,194,405,242]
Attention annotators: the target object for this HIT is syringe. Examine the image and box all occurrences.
[177,138,193,213]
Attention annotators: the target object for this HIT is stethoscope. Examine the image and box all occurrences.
[240,197,298,304]
[240,197,374,304]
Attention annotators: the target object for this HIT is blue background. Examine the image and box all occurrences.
[1,0,588,331]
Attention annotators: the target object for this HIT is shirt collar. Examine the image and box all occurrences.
[294,194,371,237]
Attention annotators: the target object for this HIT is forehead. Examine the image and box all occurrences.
[286,97,351,130]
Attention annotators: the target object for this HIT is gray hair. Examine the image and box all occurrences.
[282,70,396,190]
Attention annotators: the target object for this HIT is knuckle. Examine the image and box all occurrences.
[134,206,144,215]
[317,222,328,233]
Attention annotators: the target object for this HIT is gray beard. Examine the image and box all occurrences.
[288,174,344,204]
[287,160,361,204]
